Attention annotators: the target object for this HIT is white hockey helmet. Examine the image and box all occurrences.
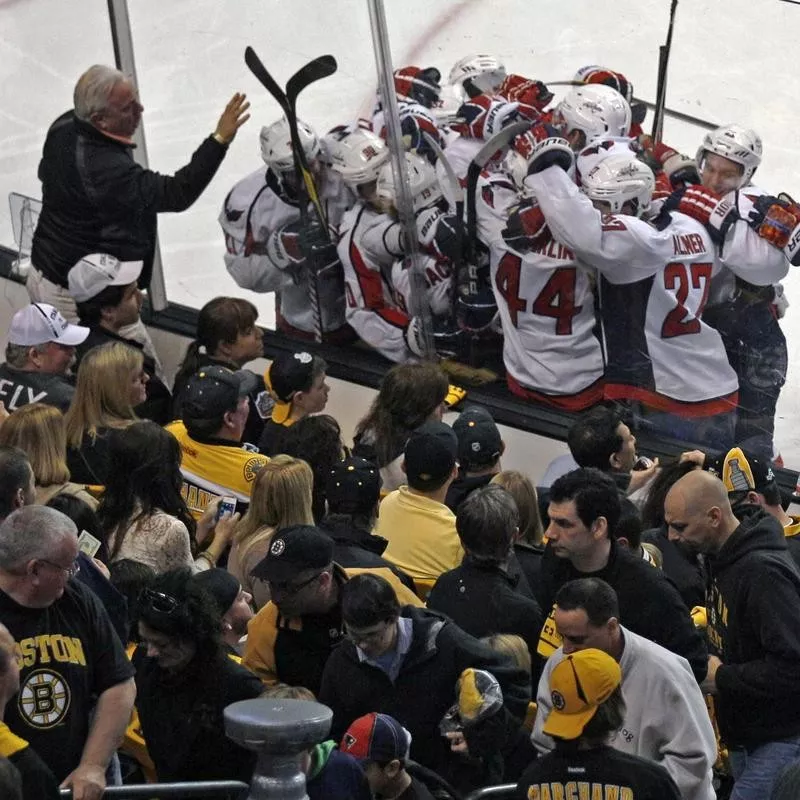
[448,54,507,95]
[260,118,320,172]
[696,124,762,188]
[375,151,443,213]
[323,127,389,187]
[554,84,632,145]
[581,153,655,217]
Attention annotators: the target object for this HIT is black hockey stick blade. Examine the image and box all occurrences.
[465,120,531,248]
[286,55,338,106]
[244,46,290,115]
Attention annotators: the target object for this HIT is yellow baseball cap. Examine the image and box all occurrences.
[542,649,621,741]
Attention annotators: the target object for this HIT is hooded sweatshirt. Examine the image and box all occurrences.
[707,508,800,746]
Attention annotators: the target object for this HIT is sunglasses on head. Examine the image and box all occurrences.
[140,588,180,615]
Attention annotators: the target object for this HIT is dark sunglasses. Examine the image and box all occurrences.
[140,588,180,615]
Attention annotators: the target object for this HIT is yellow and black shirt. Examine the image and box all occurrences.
[0,581,134,782]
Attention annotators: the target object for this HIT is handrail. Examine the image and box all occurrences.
[464,785,517,800]
[59,781,249,798]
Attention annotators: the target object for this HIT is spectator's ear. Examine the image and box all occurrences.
[616,536,630,550]
[401,460,407,475]
[385,759,403,779]
[745,491,761,506]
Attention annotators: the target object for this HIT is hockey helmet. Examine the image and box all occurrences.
[260,118,320,172]
[554,84,632,147]
[696,124,762,188]
[375,151,444,213]
[394,66,442,108]
[448,54,507,96]
[581,153,655,218]
[323,126,389,187]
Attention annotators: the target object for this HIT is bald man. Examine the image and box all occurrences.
[664,471,800,800]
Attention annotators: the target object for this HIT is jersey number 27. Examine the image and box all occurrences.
[661,261,712,339]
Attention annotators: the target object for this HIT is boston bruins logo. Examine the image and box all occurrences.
[550,689,566,711]
[19,669,71,728]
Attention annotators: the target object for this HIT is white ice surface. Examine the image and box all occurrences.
[2,0,799,461]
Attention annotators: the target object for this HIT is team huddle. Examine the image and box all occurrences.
[219,55,800,458]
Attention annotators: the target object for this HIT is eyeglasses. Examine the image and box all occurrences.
[39,558,80,578]
[140,588,180,615]
[267,571,322,596]
[344,622,389,646]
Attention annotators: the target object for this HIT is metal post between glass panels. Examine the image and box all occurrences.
[106,0,168,313]
[365,0,435,359]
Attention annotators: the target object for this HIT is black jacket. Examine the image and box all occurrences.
[708,509,800,746]
[76,326,172,425]
[320,516,417,593]
[428,555,542,661]
[444,473,494,512]
[318,605,530,774]
[133,649,263,791]
[31,112,227,288]
[536,539,708,682]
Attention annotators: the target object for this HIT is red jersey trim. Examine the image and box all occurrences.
[604,383,739,417]
[507,374,605,411]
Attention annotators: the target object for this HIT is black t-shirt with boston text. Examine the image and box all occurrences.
[0,580,134,782]
[516,744,681,800]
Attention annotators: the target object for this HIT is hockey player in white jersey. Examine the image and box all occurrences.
[330,133,449,362]
[524,138,750,447]
[219,117,354,341]
[659,124,793,458]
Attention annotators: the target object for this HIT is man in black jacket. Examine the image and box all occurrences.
[537,468,708,682]
[318,573,530,777]
[29,63,249,319]
[664,469,800,800]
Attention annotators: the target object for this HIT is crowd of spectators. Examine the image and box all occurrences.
[1,61,800,800]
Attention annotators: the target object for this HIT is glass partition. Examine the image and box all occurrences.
[2,0,798,465]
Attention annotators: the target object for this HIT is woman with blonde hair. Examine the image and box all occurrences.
[0,402,98,509]
[64,341,148,484]
[228,455,314,609]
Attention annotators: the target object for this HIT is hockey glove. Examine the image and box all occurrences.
[747,194,800,265]
[513,124,574,175]
[652,142,701,189]
[502,197,548,252]
[404,316,427,358]
[416,206,462,262]
[299,221,341,275]
[663,185,739,245]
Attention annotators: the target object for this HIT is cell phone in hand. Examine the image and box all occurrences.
[217,496,237,521]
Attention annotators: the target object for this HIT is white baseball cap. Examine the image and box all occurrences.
[68,253,143,303]
[8,303,90,347]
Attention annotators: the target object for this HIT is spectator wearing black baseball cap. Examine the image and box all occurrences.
[375,422,464,597]
[320,457,415,593]
[258,351,329,456]
[446,406,505,512]
[166,366,268,521]
[243,524,421,693]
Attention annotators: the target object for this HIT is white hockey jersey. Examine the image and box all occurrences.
[528,166,739,415]
[219,167,354,336]
[338,203,454,363]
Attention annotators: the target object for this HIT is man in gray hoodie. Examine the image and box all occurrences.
[532,577,716,800]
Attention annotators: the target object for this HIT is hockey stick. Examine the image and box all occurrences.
[651,0,679,142]
[244,47,338,343]
[422,132,464,326]
[465,120,531,258]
